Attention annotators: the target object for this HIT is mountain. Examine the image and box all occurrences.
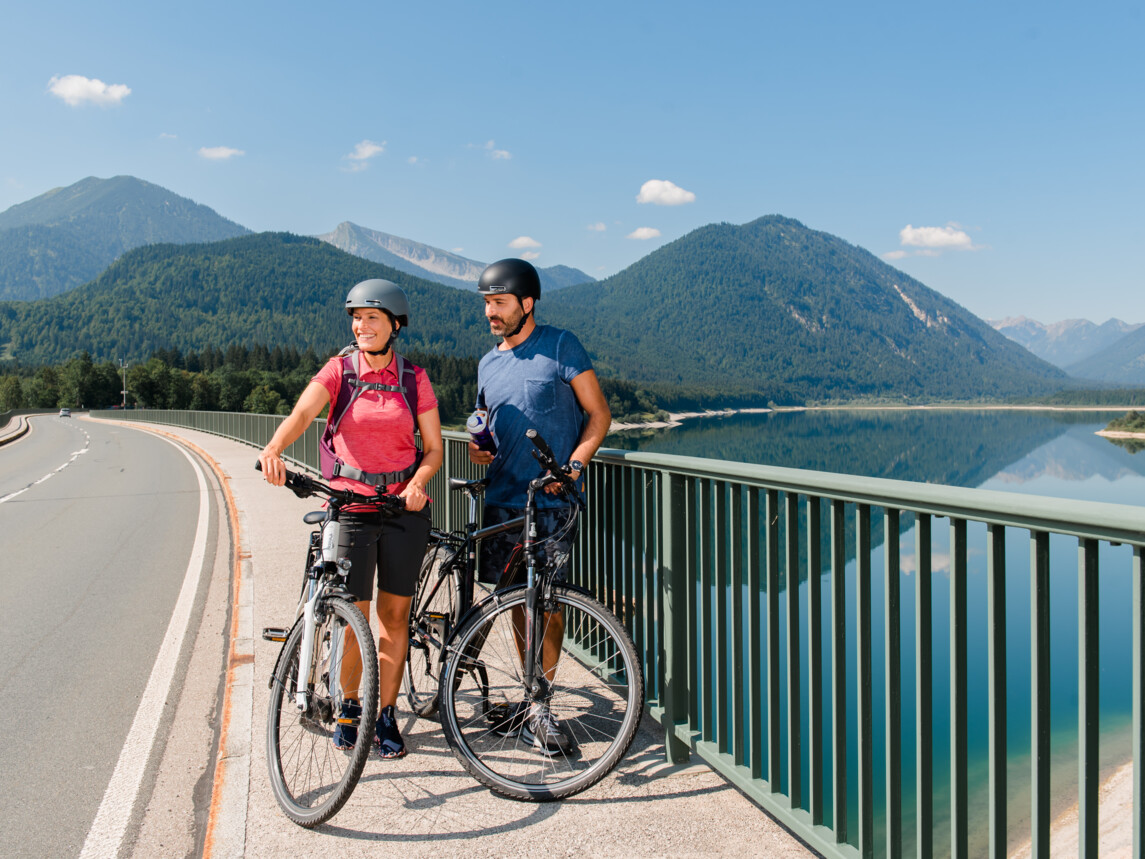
[1065,325,1145,385]
[542,216,1068,402]
[0,233,491,365]
[988,316,1143,368]
[0,217,1072,405]
[318,221,593,293]
[0,176,250,302]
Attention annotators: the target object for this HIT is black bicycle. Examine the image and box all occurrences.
[259,465,403,827]
[404,430,644,801]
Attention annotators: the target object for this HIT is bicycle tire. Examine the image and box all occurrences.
[439,585,643,801]
[404,541,460,716]
[267,596,378,827]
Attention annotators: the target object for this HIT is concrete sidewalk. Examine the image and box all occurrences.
[130,422,818,858]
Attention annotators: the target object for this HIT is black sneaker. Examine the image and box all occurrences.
[374,704,407,759]
[332,700,361,751]
[520,703,577,756]
[487,701,528,737]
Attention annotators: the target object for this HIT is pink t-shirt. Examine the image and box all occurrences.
[313,352,438,497]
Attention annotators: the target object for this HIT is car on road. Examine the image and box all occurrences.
[59,408,71,417]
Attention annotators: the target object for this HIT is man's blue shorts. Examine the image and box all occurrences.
[478,505,578,587]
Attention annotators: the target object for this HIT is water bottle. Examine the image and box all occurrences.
[467,408,496,453]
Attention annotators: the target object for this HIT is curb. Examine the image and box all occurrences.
[0,415,31,447]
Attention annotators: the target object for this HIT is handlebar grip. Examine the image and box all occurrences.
[525,428,557,464]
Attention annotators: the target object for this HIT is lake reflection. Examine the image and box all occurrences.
[608,408,1143,500]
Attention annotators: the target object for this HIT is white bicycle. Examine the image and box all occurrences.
[259,464,403,827]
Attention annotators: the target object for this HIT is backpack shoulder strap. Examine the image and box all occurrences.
[327,350,361,436]
[393,352,418,419]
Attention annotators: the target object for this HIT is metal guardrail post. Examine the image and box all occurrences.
[660,470,691,764]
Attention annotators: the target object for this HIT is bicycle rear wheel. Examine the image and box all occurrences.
[267,596,378,827]
[439,585,643,801]
[404,541,460,717]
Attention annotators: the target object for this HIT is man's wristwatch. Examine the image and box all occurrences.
[567,460,585,475]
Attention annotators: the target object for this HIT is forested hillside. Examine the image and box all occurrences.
[543,216,1067,402]
[0,176,249,301]
[0,233,492,364]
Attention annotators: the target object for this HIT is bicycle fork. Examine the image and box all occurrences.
[294,517,347,711]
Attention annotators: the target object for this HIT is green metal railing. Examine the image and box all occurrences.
[92,409,1145,859]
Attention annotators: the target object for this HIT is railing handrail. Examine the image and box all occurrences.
[594,448,1145,546]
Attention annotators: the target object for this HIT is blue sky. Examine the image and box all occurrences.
[1,1,1142,323]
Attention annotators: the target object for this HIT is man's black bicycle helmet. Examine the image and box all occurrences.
[345,278,410,328]
[477,258,541,302]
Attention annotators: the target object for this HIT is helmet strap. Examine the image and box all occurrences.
[503,308,530,338]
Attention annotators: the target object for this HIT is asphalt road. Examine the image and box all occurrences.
[0,415,225,858]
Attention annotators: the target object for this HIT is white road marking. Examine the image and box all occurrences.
[0,425,91,504]
[79,436,211,859]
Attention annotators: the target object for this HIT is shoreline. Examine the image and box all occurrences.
[608,403,1142,434]
[1009,757,1134,858]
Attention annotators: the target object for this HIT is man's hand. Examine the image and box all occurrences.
[468,440,494,466]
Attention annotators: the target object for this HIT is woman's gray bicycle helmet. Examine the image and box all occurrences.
[477,258,541,301]
[345,278,410,328]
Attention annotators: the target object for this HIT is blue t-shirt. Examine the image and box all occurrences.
[478,324,593,509]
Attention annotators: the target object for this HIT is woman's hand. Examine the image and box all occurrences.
[258,448,287,486]
[400,481,428,512]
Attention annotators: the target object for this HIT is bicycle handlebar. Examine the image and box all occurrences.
[255,461,405,511]
[525,429,580,499]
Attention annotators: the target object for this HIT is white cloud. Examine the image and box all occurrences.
[199,146,245,160]
[883,250,908,260]
[159,132,177,140]
[509,236,541,249]
[636,179,695,206]
[48,74,131,106]
[472,140,512,160]
[627,227,661,240]
[521,251,541,261]
[899,223,978,251]
[342,140,385,171]
[408,156,423,166]
[587,222,606,232]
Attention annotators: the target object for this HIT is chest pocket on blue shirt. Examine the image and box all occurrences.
[524,378,557,415]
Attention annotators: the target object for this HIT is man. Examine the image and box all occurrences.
[468,257,611,755]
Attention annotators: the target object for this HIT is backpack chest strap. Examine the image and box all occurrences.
[350,379,408,394]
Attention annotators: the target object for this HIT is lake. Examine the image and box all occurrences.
[607,408,1144,854]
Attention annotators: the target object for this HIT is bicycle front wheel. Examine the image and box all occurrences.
[404,541,460,717]
[440,585,643,801]
[266,596,378,827]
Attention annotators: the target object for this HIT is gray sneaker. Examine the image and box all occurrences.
[520,702,576,756]
[487,701,528,737]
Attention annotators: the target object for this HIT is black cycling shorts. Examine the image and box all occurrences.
[338,509,431,600]
[478,505,578,587]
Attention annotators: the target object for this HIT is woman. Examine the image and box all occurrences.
[259,278,443,759]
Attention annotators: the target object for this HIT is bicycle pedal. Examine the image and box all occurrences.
[262,627,289,641]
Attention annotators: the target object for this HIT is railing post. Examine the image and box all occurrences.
[1079,538,1099,856]
[987,523,1007,859]
[950,518,968,859]
[857,503,873,859]
[1031,530,1051,859]
[1135,544,1144,858]
[660,471,691,764]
